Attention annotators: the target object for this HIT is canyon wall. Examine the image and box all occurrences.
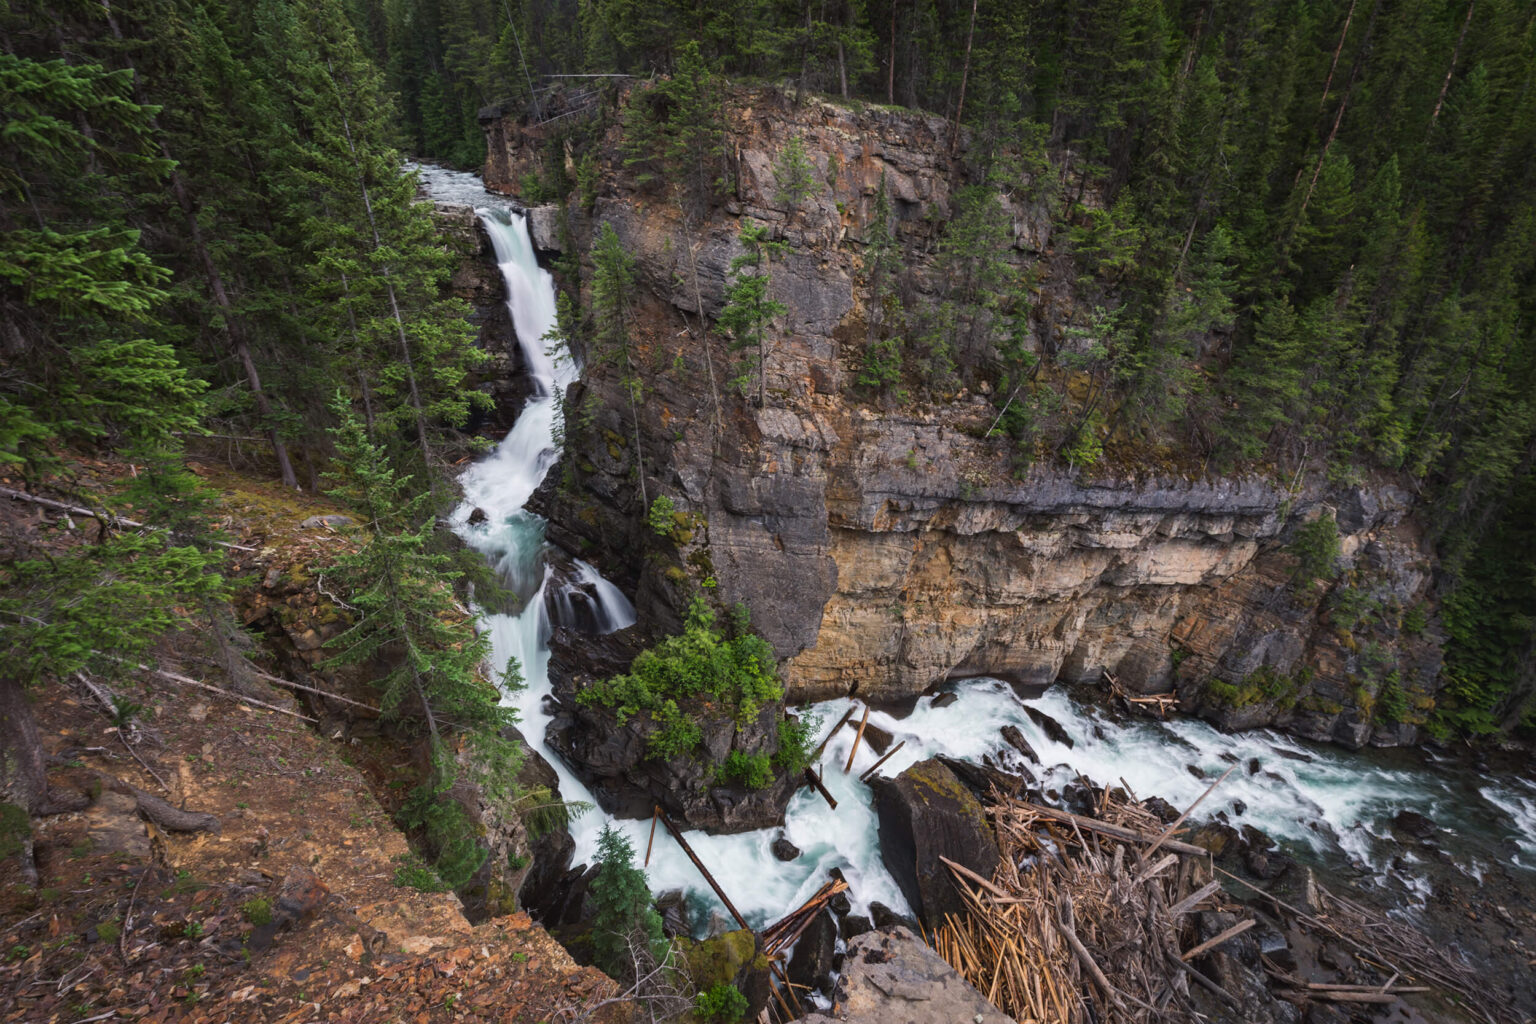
[481,88,1442,749]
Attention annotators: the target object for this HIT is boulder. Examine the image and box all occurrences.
[871,758,1000,928]
[787,909,838,995]
[771,834,801,861]
[545,693,800,833]
[1391,809,1437,841]
[684,929,770,1020]
[999,724,1039,763]
[801,926,1014,1024]
[1024,706,1074,747]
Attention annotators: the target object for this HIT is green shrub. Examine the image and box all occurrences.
[696,981,748,1023]
[578,598,782,761]
[1401,603,1428,635]
[1289,515,1341,589]
[773,709,822,774]
[241,897,273,926]
[716,751,773,789]
[648,495,678,537]
[392,852,447,892]
[1376,671,1408,723]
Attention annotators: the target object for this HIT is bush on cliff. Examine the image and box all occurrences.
[577,598,782,760]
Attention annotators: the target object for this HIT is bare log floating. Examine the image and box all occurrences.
[644,806,659,868]
[808,703,857,764]
[858,739,906,781]
[802,767,837,809]
[655,809,749,932]
[843,703,871,773]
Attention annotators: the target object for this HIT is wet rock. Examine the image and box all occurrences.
[1391,809,1437,840]
[1190,821,1242,859]
[787,909,838,994]
[841,914,873,941]
[1248,757,1262,775]
[801,925,1012,1024]
[1024,706,1074,747]
[871,758,1000,928]
[937,754,1026,799]
[656,889,691,938]
[1187,763,1207,780]
[1232,798,1248,816]
[846,718,894,756]
[771,834,801,861]
[929,692,958,709]
[869,902,917,932]
[1143,796,1180,823]
[999,724,1039,763]
[1270,746,1314,764]
[467,507,488,526]
[545,685,799,832]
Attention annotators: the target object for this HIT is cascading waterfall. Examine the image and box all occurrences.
[426,164,1535,935]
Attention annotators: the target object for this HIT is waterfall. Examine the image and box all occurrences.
[427,166,1533,936]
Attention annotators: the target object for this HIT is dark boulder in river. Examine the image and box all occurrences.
[870,758,1000,928]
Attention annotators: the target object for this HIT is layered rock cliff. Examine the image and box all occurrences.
[482,86,1443,749]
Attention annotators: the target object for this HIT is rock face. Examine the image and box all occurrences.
[801,925,1014,1024]
[871,758,1000,928]
[488,85,1445,750]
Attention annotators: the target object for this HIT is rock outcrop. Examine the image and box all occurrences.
[801,926,1014,1024]
[871,758,1000,928]
[490,85,1444,749]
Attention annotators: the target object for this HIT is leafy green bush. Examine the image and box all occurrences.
[773,710,822,774]
[696,982,748,1023]
[578,598,782,760]
[648,495,678,537]
[716,751,773,789]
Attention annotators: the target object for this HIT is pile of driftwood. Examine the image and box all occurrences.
[1225,868,1516,1024]
[931,784,1252,1024]
[759,878,849,1023]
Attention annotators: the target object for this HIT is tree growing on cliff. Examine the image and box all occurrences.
[718,222,789,407]
[590,221,650,505]
[773,134,820,210]
[621,41,727,214]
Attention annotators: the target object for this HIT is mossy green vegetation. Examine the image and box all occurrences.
[577,598,782,762]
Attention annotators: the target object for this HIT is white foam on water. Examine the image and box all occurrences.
[426,167,1535,936]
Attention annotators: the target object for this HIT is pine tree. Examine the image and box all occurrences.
[590,824,666,980]
[718,222,789,407]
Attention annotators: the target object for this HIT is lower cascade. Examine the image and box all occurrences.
[433,167,1536,936]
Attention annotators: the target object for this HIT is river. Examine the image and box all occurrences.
[414,162,1536,938]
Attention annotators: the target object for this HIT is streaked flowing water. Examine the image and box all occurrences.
[420,163,1535,935]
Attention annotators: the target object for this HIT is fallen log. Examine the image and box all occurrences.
[0,485,256,551]
[129,786,220,834]
[1180,918,1255,960]
[1003,800,1210,857]
[858,739,906,781]
[802,767,837,810]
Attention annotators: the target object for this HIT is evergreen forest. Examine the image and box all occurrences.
[1,0,1534,842]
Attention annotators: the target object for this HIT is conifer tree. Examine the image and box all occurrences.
[718,222,789,408]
